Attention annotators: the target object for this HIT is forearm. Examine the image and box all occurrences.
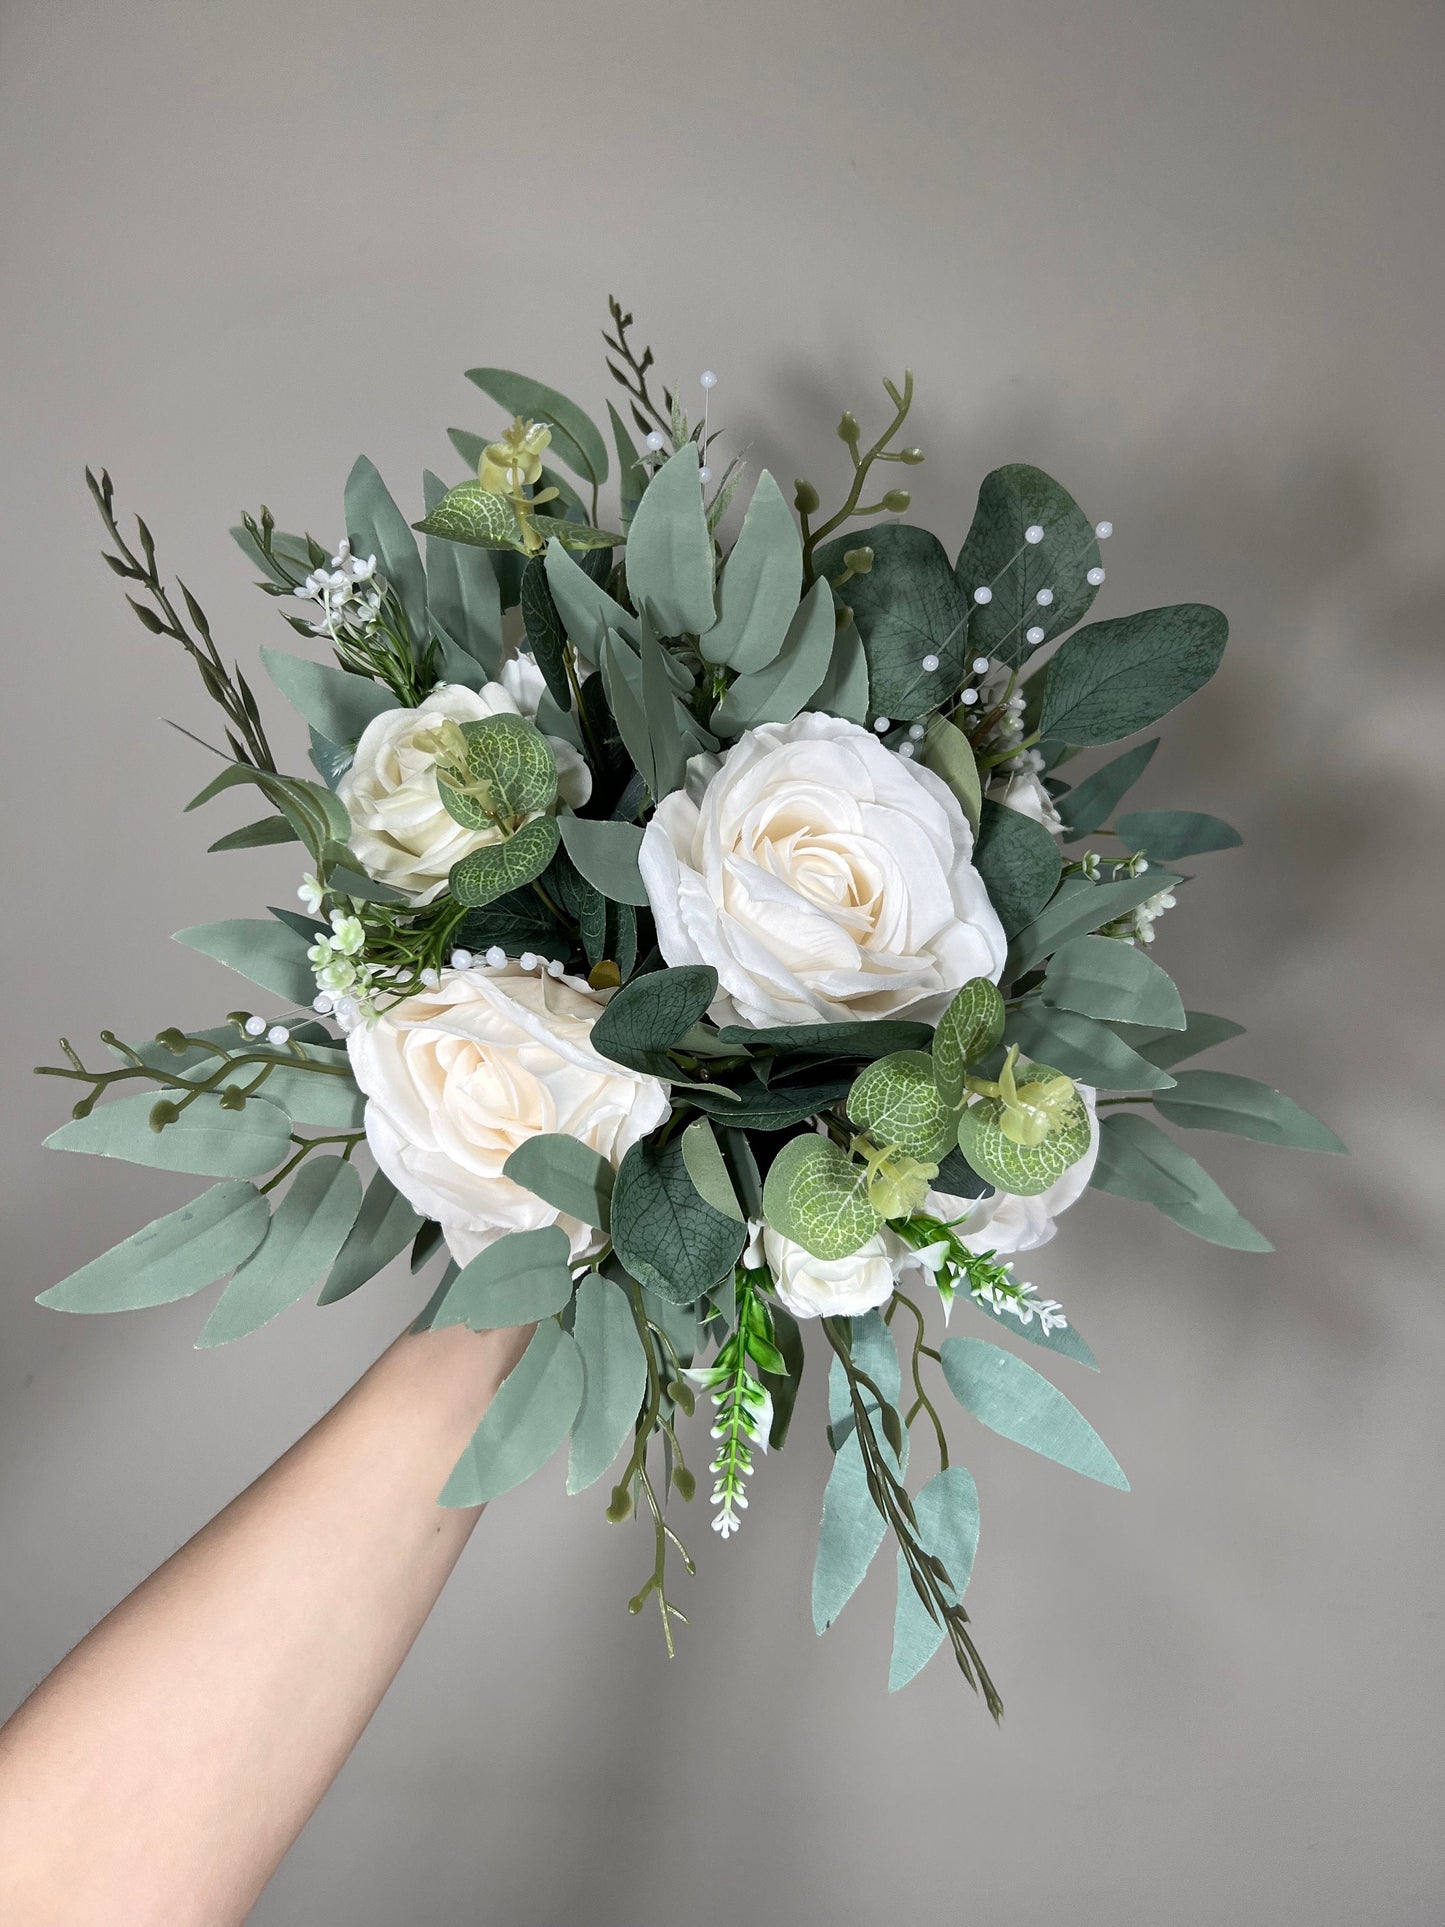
[0,1319,529,1927]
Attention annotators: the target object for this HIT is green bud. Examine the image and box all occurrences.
[898,447,925,465]
[793,477,820,515]
[228,1011,252,1030]
[71,1096,95,1121]
[882,488,911,513]
[842,546,874,575]
[674,1466,697,1503]
[605,1482,634,1523]
[99,1029,119,1048]
[668,1380,697,1417]
[155,1027,189,1055]
[627,1590,649,1615]
[837,410,860,444]
[149,1099,180,1133]
[218,1085,247,1112]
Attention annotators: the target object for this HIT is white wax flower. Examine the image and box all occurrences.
[638,713,1006,1027]
[338,679,589,904]
[346,964,668,1267]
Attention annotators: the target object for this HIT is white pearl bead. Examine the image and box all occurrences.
[313,993,334,1014]
[243,1015,267,1037]
[1086,566,1106,586]
[699,466,712,483]
[972,656,990,674]
[645,431,666,451]
[266,1024,290,1046]
[972,585,993,605]
[898,742,915,759]
[921,653,940,673]
[1024,524,1045,544]
[485,946,506,969]
[961,688,979,706]
[908,723,926,741]
[1035,588,1054,607]
[450,949,473,971]
[1095,520,1113,539]
[700,370,718,389]
[519,952,538,971]
[1026,625,1045,644]
[546,958,566,977]
[873,717,891,733]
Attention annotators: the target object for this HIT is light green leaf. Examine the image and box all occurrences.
[956,1063,1092,1196]
[414,481,524,551]
[174,917,317,1002]
[1005,871,1184,978]
[710,578,835,736]
[608,402,649,530]
[1007,1003,1179,1091]
[591,964,718,1077]
[702,469,801,671]
[45,1091,291,1179]
[640,625,689,798]
[1153,1071,1344,1152]
[954,464,1102,667]
[762,1135,883,1261]
[449,817,560,908]
[345,455,428,644]
[812,1434,888,1632]
[933,978,1006,1106]
[449,713,557,823]
[429,1226,574,1329]
[318,1170,424,1302]
[1129,1009,1246,1071]
[809,610,870,724]
[680,1118,743,1221]
[38,1182,270,1313]
[1040,605,1228,746]
[440,1320,584,1506]
[1042,934,1185,1032]
[848,1051,954,1162]
[503,1134,615,1230]
[208,815,299,854]
[464,368,609,490]
[888,1466,980,1690]
[919,714,981,829]
[599,630,658,794]
[826,1306,904,1436]
[611,1137,746,1305]
[968,1294,1099,1371]
[1090,1112,1273,1250]
[556,815,650,906]
[185,764,351,868]
[545,538,634,663]
[249,1050,365,1129]
[1114,809,1242,860]
[815,523,970,723]
[1057,738,1159,839]
[567,1272,648,1493]
[423,469,504,677]
[625,442,715,637]
[940,1337,1128,1488]
[196,1156,362,1346]
[973,799,1063,938]
[260,647,395,747]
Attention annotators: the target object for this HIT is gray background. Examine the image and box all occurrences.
[3,1,1442,1920]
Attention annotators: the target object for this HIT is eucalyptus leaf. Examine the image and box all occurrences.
[591,965,717,1076]
[174,917,317,1003]
[933,978,1006,1106]
[429,1226,575,1330]
[38,1182,270,1314]
[1007,1003,1179,1091]
[688,1077,853,1131]
[625,442,715,637]
[702,470,802,672]
[414,482,523,551]
[973,799,1063,938]
[956,1063,1092,1196]
[888,1466,980,1690]
[762,1135,882,1261]
[809,610,871,724]
[940,1337,1128,1488]
[1057,738,1160,839]
[519,555,572,709]
[608,402,649,529]
[1040,605,1228,746]
[919,714,981,829]
[545,538,635,662]
[345,455,428,645]
[640,626,689,797]
[817,523,970,723]
[45,1090,291,1180]
[503,1134,615,1231]
[440,1320,584,1506]
[968,1294,1099,1370]
[680,1118,744,1221]
[567,1272,648,1493]
[318,1169,424,1303]
[812,1435,888,1633]
[196,1156,363,1346]
[1114,809,1242,860]
[611,1137,746,1305]
[954,464,1101,667]
[1130,1009,1246,1071]
[1153,1072,1344,1152]
[710,578,835,736]
[848,1051,954,1162]
[1090,1112,1272,1250]
[556,815,650,906]
[423,469,505,677]
[260,648,396,746]
[1042,935,1185,1032]
[1006,871,1184,978]
[464,368,609,490]
[449,817,560,908]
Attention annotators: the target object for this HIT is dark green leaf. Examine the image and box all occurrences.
[1040,605,1228,746]
[974,799,1063,938]
[1114,809,1242,859]
[716,1019,934,1058]
[611,1137,746,1305]
[1153,1071,1344,1152]
[816,523,969,723]
[591,965,718,1076]
[954,464,1101,667]
[1056,738,1159,839]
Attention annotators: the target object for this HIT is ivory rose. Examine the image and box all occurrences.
[638,713,1007,1028]
[759,1225,899,1321]
[345,964,669,1267]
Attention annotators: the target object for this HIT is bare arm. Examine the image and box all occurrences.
[0,1320,530,1927]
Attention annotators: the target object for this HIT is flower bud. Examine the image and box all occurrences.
[842,546,874,575]
[882,488,911,513]
[837,410,860,444]
[149,1099,180,1133]
[898,447,925,465]
[793,478,820,515]
[674,1466,697,1502]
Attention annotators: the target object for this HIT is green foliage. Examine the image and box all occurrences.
[208,816,298,855]
[1090,1112,1272,1250]
[702,469,803,671]
[610,1137,747,1305]
[973,800,1064,937]
[710,579,836,736]
[1006,1003,1180,1091]
[809,611,871,724]
[318,1170,424,1303]
[939,1337,1128,1489]
[591,964,717,1077]
[345,455,428,646]
[260,647,396,746]
[954,464,1101,667]
[196,1157,362,1347]
[1153,1071,1344,1152]
[567,1272,649,1494]
[441,1320,584,1506]
[813,1434,888,1631]
[848,1051,954,1162]
[186,764,351,872]
[422,469,505,678]
[933,978,1006,1107]
[1042,934,1185,1032]
[38,1181,270,1314]
[919,714,981,829]
[1006,870,1184,978]
[519,556,572,709]
[448,817,561,908]
[1128,1008,1245,1072]
[555,815,650,906]
[1114,809,1242,860]
[623,442,715,636]
[174,917,317,1002]
[545,537,634,664]
[464,368,610,491]
[503,1134,615,1230]
[45,1090,291,1180]
[817,523,970,723]
[762,1135,883,1260]
[413,481,523,551]
[1040,605,1228,745]
[607,402,649,529]
[688,1078,853,1131]
[429,1226,575,1329]
[716,1019,934,1058]
[679,1118,744,1221]
[1056,738,1159,839]
[956,1062,1092,1196]
[441,714,558,826]
[888,1466,980,1690]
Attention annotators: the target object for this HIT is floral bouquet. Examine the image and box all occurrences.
[35,301,1342,1716]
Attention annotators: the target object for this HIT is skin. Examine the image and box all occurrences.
[0,1319,531,1927]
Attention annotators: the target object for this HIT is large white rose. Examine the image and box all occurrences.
[761,1225,898,1321]
[638,713,1007,1028]
[338,680,590,904]
[346,964,669,1267]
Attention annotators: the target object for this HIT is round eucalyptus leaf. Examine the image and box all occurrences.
[762,1135,884,1261]
[460,713,557,820]
[449,816,560,908]
[955,1062,1091,1197]
[847,1051,954,1162]
[933,978,1006,1107]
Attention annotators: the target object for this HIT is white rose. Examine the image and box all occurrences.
[338,680,590,904]
[638,713,1007,1028]
[762,1225,898,1321]
[988,764,1065,837]
[346,963,669,1267]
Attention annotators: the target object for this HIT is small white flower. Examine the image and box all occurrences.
[297,874,325,915]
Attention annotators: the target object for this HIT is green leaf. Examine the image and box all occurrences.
[414,481,524,551]
[611,1137,746,1305]
[607,402,649,530]
[38,1182,270,1313]
[809,610,870,724]
[174,917,317,1003]
[567,1272,648,1493]
[847,1051,954,1162]
[702,469,802,671]
[1007,1003,1178,1091]
[973,799,1063,938]
[762,1135,883,1260]
[1040,605,1228,746]
[940,1337,1128,1488]
[680,1118,744,1221]
[1005,871,1184,978]
[761,1298,805,1447]
[919,714,981,829]
[429,1226,574,1329]
[195,1157,363,1346]
[449,817,560,908]
[956,1063,1093,1197]
[933,978,1006,1107]
[1129,1008,1246,1071]
[260,647,396,746]
[503,1134,615,1230]
[518,555,572,709]
[1090,1112,1272,1250]
[440,1320,584,1506]
[625,442,715,637]
[591,964,718,1076]
[640,625,689,798]
[451,714,558,822]
[816,523,970,723]
[1057,738,1159,839]
[185,764,351,869]
[716,1019,934,1058]
[208,815,299,854]
[345,455,428,644]
[710,578,835,736]
[544,538,634,664]
[812,1434,888,1632]
[555,815,650,906]
[968,1294,1099,1371]
[1114,809,1242,860]
[244,1048,365,1129]
[1042,933,1185,1033]
[45,1091,291,1179]
[954,464,1102,667]
[318,1170,424,1303]
[422,469,504,677]
[888,1466,981,1690]
[464,368,609,490]
[827,1308,903,1429]
[1153,1071,1344,1152]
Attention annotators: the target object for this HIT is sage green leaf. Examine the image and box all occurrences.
[974,800,1063,937]
[817,522,970,723]
[185,764,350,868]
[933,979,1006,1106]
[245,1049,365,1129]
[1130,1009,1246,1071]
[599,630,656,793]
[519,555,571,708]
[1114,809,1242,860]
[1057,738,1159,839]
[38,1182,270,1314]
[556,815,650,906]
[956,1064,1092,1197]
[762,1135,883,1261]
[826,1306,903,1433]
[624,442,715,637]
[447,426,488,474]
[954,464,1101,667]
[1005,870,1184,978]
[702,469,802,671]
[637,1276,700,1368]
[440,1320,584,1506]
[208,815,299,854]
[1090,1112,1273,1250]
[680,1118,743,1221]
[414,481,523,551]
[888,1466,981,1690]
[848,1051,954,1162]
[940,1337,1128,1488]
[608,402,649,529]
[318,1170,424,1302]
[809,610,870,724]
[345,455,428,644]
[1153,1071,1345,1152]
[196,1156,362,1346]
[174,917,316,1002]
[454,713,558,821]
[464,368,609,490]
[969,1295,1099,1371]
[503,1134,615,1231]
[449,817,560,909]
[919,714,981,829]
[429,1226,574,1330]
[422,469,504,677]
[567,1272,648,1493]
[591,965,718,1076]
[716,1019,934,1058]
[545,538,634,663]
[710,578,835,736]
[1042,934,1185,1033]
[260,647,396,747]
[812,1434,888,1632]
[1007,1003,1177,1091]
[611,1137,746,1305]
[640,626,689,797]
[46,1091,291,1179]
[230,520,313,587]
[1040,605,1229,746]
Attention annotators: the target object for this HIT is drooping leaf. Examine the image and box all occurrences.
[567,1272,648,1493]
[1090,1111,1272,1250]
[1114,809,1243,860]
[208,815,299,854]
[503,1134,615,1230]
[610,1137,746,1305]
[545,537,634,663]
[888,1466,981,1690]
[761,1135,883,1261]
[933,978,1006,1106]
[449,817,561,909]
[1007,1003,1179,1091]
[710,578,835,736]
[196,1156,362,1346]
[345,455,428,645]
[38,1182,270,1313]
[680,1118,744,1221]
[812,1434,888,1632]
[423,469,504,677]
[186,764,351,869]
[954,464,1102,668]
[702,469,802,671]
[45,1091,291,1180]
[428,1226,575,1329]
[464,368,610,491]
[1056,738,1160,839]
[919,714,981,829]
[847,1051,954,1162]
[1042,935,1185,1032]
[624,442,715,637]
[591,965,718,1077]
[1040,605,1228,746]
[260,648,395,747]
[440,1320,584,1506]
[967,1294,1099,1371]
[555,815,650,907]
[318,1170,424,1303]
[940,1337,1128,1488]
[973,799,1063,938]
[174,917,317,1003]
[1129,1009,1246,1072]
[687,1077,853,1131]
[1153,1072,1344,1152]
[816,523,970,724]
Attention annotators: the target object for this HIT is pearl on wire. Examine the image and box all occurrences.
[450,949,474,970]
[266,1025,290,1047]
[645,431,666,451]
[1026,625,1045,644]
[873,716,891,733]
[243,1015,267,1037]
[972,585,992,604]
[960,688,979,706]
[1095,520,1113,539]
[485,946,506,968]
[1024,524,1045,544]
[972,656,990,674]
[921,653,940,673]
[1087,566,1106,586]
[700,371,717,389]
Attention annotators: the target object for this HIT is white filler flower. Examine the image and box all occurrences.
[338,681,590,904]
[639,712,1006,1027]
[346,963,668,1267]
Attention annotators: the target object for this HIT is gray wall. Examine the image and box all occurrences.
[3,1,1442,1920]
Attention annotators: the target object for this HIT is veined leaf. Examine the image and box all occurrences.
[940,1337,1128,1487]
[196,1156,362,1346]
[933,979,1006,1107]
[956,1063,1093,1196]
[847,1051,954,1162]
[1042,934,1185,1032]
[974,799,1063,938]
[440,1320,584,1506]
[38,1182,270,1313]
[954,464,1101,668]
[423,468,505,677]
[567,1272,648,1493]
[816,522,969,724]
[1040,605,1228,746]
[592,965,717,1077]
[611,1137,746,1305]
[762,1135,882,1261]
[449,817,560,908]
[464,368,610,490]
